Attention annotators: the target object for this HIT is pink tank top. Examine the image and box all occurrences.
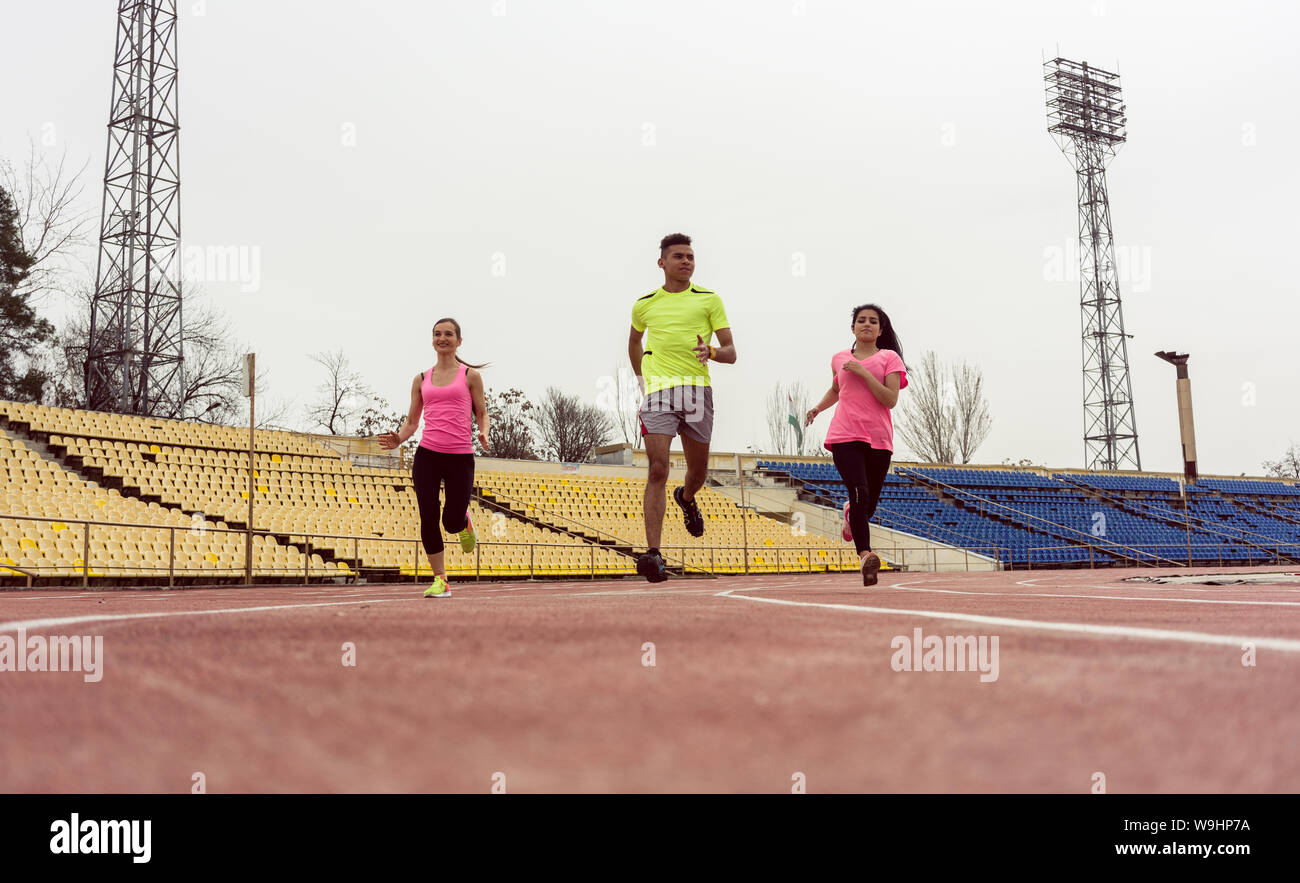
[419,362,474,454]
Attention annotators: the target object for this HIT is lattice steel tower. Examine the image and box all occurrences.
[86,0,184,417]
[1045,57,1141,471]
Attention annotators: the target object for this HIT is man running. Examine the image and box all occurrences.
[628,233,736,582]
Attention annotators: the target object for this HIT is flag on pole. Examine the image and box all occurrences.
[787,393,804,454]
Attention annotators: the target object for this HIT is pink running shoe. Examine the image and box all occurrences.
[841,500,853,542]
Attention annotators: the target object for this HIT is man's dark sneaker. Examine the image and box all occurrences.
[637,549,668,583]
[674,486,705,538]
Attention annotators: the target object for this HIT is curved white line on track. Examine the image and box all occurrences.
[1014,572,1300,591]
[0,597,420,634]
[888,581,1300,608]
[568,588,728,597]
[994,575,1300,594]
[715,588,1300,653]
[1010,576,1220,591]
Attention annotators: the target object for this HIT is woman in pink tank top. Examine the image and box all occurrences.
[379,318,490,598]
[804,304,907,587]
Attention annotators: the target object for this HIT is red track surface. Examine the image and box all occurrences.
[2,565,1298,793]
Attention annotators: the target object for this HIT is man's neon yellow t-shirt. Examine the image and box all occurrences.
[631,284,730,396]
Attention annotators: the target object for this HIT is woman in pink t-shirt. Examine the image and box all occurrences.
[378,318,490,598]
[805,304,907,586]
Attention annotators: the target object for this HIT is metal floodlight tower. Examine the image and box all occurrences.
[1045,57,1141,471]
[1155,351,1198,484]
[86,0,185,417]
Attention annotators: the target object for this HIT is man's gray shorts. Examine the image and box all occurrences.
[639,385,714,444]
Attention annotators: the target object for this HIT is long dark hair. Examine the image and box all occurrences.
[850,303,904,363]
[433,317,490,369]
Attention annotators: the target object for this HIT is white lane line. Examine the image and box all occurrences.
[1016,572,1300,589]
[1008,578,1300,594]
[715,589,1300,653]
[313,591,394,599]
[888,582,1300,608]
[1010,576,1166,592]
[567,588,729,597]
[564,577,839,597]
[0,597,420,634]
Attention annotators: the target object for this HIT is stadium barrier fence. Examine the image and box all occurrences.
[0,511,1031,586]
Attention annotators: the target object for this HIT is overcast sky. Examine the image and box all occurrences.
[4,0,1297,476]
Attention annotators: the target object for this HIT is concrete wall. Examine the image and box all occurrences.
[705,486,1000,572]
[790,498,999,573]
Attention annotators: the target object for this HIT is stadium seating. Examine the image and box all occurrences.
[474,471,853,574]
[9,395,1296,584]
[0,401,859,584]
[757,459,1300,567]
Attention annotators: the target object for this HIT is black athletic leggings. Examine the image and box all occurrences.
[412,447,475,555]
[829,441,892,554]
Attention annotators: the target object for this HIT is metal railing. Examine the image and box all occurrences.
[9,509,1296,587]
[757,466,1013,561]
[0,511,1015,586]
[896,467,1190,567]
[1054,473,1300,562]
[473,485,733,577]
[1020,541,1300,569]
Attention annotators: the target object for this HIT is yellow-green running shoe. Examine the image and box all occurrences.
[458,513,476,554]
[424,575,451,598]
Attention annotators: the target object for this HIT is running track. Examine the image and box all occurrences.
[2,565,1297,793]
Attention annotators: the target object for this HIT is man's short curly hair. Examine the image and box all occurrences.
[659,233,692,255]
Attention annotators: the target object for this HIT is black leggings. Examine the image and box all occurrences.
[829,441,892,554]
[412,447,475,555]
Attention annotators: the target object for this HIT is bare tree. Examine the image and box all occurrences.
[765,383,792,455]
[177,305,246,424]
[766,379,817,455]
[230,367,295,431]
[606,363,643,449]
[0,141,92,308]
[476,387,538,460]
[356,397,403,438]
[1263,442,1300,479]
[3,142,292,425]
[897,351,993,464]
[355,396,416,460]
[532,386,614,463]
[805,422,824,456]
[305,349,375,435]
[952,359,992,463]
[897,351,957,463]
[45,286,271,424]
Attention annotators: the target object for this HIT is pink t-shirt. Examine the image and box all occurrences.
[419,362,474,454]
[824,348,908,451]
